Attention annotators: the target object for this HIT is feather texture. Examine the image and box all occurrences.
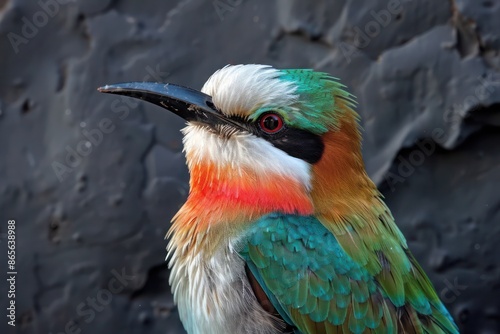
[240,214,459,334]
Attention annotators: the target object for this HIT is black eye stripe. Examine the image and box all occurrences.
[262,127,324,164]
[224,115,325,164]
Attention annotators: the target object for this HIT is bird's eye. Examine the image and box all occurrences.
[258,113,284,134]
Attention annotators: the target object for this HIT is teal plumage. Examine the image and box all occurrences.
[240,213,458,334]
[249,69,356,135]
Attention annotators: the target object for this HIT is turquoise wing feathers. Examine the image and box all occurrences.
[239,213,459,334]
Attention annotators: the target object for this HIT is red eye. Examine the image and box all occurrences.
[259,113,284,134]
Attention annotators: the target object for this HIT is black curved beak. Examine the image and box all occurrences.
[97,82,241,130]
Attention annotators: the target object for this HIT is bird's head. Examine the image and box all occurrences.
[99,65,374,237]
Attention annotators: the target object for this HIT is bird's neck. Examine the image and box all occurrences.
[311,108,381,222]
[169,161,313,256]
[310,105,409,274]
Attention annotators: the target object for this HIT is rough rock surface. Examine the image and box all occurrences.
[0,0,499,333]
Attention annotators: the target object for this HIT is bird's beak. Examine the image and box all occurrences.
[97,82,241,130]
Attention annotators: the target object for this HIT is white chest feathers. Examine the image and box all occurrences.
[168,242,282,334]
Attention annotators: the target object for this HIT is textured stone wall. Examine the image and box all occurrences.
[0,0,499,333]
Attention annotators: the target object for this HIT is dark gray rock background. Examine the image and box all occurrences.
[0,0,499,333]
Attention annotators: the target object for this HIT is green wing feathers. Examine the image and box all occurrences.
[240,214,459,334]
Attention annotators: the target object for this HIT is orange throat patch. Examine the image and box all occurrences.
[169,161,314,254]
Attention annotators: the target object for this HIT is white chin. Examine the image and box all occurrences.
[181,124,312,190]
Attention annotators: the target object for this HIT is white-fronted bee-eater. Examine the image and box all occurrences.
[99,64,459,334]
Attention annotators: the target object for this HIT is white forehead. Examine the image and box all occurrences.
[201,64,298,116]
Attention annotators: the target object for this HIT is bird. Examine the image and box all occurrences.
[98,64,459,334]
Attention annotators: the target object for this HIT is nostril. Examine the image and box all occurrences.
[206,100,216,110]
